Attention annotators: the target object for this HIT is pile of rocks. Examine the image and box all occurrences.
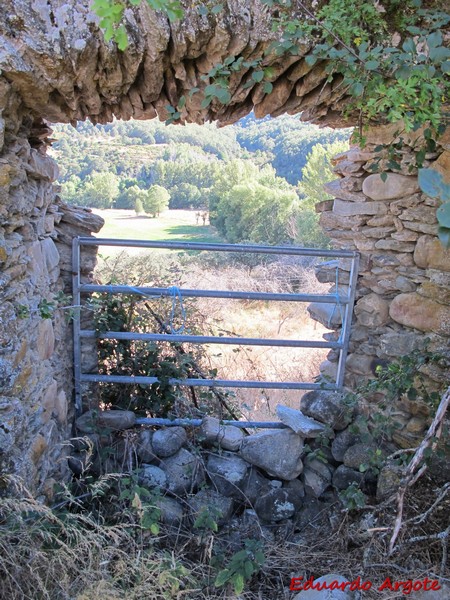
[74,391,385,530]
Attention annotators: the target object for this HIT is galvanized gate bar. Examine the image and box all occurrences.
[80,329,344,349]
[72,239,82,414]
[77,236,357,258]
[80,373,335,390]
[79,283,349,304]
[73,237,359,416]
[335,252,360,388]
[134,417,287,429]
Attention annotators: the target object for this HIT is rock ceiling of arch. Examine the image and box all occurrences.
[0,0,351,127]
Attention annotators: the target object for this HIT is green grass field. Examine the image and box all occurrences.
[93,208,222,244]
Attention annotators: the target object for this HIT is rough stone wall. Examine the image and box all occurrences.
[0,0,346,128]
[310,123,450,449]
[0,80,103,496]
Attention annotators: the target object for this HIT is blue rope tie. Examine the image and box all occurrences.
[167,286,186,334]
[105,284,186,335]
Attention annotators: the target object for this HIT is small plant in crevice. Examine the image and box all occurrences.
[339,483,367,511]
[119,473,162,535]
[213,538,265,595]
[15,292,75,321]
[363,347,446,407]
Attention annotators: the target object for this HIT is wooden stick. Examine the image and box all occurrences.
[389,385,450,554]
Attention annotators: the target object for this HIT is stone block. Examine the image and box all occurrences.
[37,319,55,360]
[379,332,422,357]
[207,452,249,498]
[300,390,352,431]
[362,173,419,200]
[403,221,438,235]
[41,379,58,423]
[152,427,187,458]
[76,409,136,433]
[55,389,68,424]
[302,456,332,497]
[324,178,365,202]
[27,149,59,181]
[343,443,381,470]
[254,487,300,522]
[189,489,234,526]
[161,448,205,495]
[418,282,450,305]
[333,199,388,216]
[307,301,342,328]
[390,292,450,336]
[414,235,450,271]
[332,465,364,491]
[139,464,167,488]
[276,405,326,437]
[240,429,304,480]
[374,239,416,252]
[354,293,389,327]
[137,430,157,463]
[156,497,184,526]
[200,416,244,451]
[40,237,60,272]
[399,205,437,224]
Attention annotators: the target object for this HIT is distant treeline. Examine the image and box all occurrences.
[51,114,351,246]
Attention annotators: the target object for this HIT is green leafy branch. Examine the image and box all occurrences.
[214,539,265,595]
[91,0,183,49]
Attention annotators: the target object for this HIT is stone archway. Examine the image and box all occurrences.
[0,0,448,494]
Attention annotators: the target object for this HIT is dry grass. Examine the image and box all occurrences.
[1,473,449,600]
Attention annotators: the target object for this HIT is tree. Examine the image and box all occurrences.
[82,171,120,208]
[60,174,81,205]
[142,185,170,217]
[299,140,349,209]
[293,140,348,247]
[215,180,297,244]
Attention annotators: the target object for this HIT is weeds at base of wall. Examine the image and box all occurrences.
[1,468,449,600]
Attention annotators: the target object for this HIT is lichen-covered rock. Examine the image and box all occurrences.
[200,416,244,451]
[240,429,304,480]
[302,456,333,497]
[160,448,205,495]
[76,409,136,433]
[152,426,187,458]
[254,488,301,522]
[300,391,353,431]
[140,464,167,488]
[276,405,326,437]
[189,488,234,526]
[390,293,450,336]
[376,463,403,501]
[206,452,249,498]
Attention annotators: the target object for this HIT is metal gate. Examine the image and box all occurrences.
[72,238,359,416]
